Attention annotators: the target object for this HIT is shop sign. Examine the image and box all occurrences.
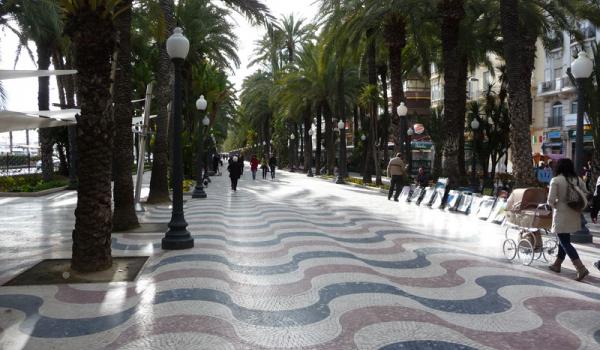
[411,141,433,150]
[568,129,593,142]
[546,130,562,140]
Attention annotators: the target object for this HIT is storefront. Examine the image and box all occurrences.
[410,140,432,174]
[567,128,594,164]
[542,130,564,156]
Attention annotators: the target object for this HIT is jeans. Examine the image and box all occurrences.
[557,233,580,261]
[388,175,403,200]
[270,166,276,179]
[262,168,268,179]
[251,170,257,180]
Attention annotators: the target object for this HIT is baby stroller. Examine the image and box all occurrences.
[502,188,558,266]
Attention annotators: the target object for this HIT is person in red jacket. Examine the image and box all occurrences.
[250,154,259,180]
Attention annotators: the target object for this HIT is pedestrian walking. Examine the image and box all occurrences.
[269,154,277,180]
[250,155,259,180]
[239,154,245,175]
[547,158,589,281]
[212,154,221,175]
[260,156,269,179]
[228,156,243,191]
[591,175,600,273]
[386,153,407,201]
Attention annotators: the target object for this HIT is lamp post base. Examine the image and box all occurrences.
[162,220,194,250]
[307,168,314,177]
[192,183,207,198]
[335,175,345,184]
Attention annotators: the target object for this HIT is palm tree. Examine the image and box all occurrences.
[147,0,176,204]
[9,1,62,181]
[61,0,120,272]
[147,0,269,203]
[112,0,139,231]
[499,0,586,187]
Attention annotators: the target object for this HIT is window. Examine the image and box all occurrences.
[554,67,562,80]
[483,71,491,88]
[571,101,578,114]
[549,102,563,127]
[544,69,551,82]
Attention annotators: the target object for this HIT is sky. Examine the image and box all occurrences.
[0,0,319,149]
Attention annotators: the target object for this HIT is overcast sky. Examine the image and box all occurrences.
[0,0,318,147]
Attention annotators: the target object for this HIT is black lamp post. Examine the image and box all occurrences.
[336,119,346,184]
[470,118,480,190]
[570,51,593,243]
[407,127,414,173]
[192,95,208,199]
[397,102,408,160]
[162,27,194,250]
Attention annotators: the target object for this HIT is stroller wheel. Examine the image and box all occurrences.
[517,239,534,266]
[503,239,517,261]
[542,239,558,261]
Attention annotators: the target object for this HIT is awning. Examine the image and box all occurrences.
[0,70,77,80]
[0,109,78,132]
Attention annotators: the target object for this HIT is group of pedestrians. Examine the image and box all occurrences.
[227,153,278,191]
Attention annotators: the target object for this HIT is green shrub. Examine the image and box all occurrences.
[0,174,68,192]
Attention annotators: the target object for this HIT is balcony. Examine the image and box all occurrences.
[547,116,563,128]
[536,77,576,96]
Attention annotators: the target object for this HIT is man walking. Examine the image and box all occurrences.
[268,154,277,180]
[387,153,407,201]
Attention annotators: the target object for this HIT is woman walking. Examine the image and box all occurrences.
[548,158,589,281]
[227,156,242,191]
[250,155,259,180]
[260,156,269,179]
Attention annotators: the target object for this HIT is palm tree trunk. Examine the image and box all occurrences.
[303,108,311,172]
[500,0,537,187]
[324,103,334,175]
[457,54,468,177]
[315,106,322,175]
[148,0,176,203]
[379,66,390,166]
[367,28,382,186]
[384,14,406,155]
[112,0,139,231]
[439,0,465,188]
[65,4,117,272]
[37,44,53,181]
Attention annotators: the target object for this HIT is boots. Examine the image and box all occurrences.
[548,257,563,273]
[572,259,589,282]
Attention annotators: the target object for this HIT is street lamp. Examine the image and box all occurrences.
[570,51,594,243]
[307,128,314,177]
[361,134,367,141]
[397,102,410,172]
[470,118,480,190]
[163,27,193,250]
[192,95,208,199]
[336,120,345,184]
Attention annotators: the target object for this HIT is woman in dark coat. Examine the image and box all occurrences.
[227,156,242,191]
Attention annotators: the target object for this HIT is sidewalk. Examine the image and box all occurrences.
[0,166,599,349]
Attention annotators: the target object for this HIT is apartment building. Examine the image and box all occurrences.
[532,21,596,164]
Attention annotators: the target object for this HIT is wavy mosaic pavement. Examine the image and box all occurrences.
[1,170,600,349]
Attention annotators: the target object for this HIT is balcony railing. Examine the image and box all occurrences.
[548,116,563,128]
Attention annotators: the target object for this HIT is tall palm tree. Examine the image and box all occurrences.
[439,0,466,187]
[61,0,121,272]
[112,0,139,231]
[10,0,62,181]
[147,0,269,203]
[147,0,175,204]
[499,0,585,186]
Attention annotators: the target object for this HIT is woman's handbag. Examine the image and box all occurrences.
[566,178,588,211]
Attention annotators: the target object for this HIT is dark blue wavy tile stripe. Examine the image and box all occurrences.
[379,340,479,350]
[2,275,599,338]
[145,248,461,274]
[594,328,600,345]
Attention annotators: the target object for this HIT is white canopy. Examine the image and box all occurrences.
[0,110,78,132]
[0,70,78,80]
